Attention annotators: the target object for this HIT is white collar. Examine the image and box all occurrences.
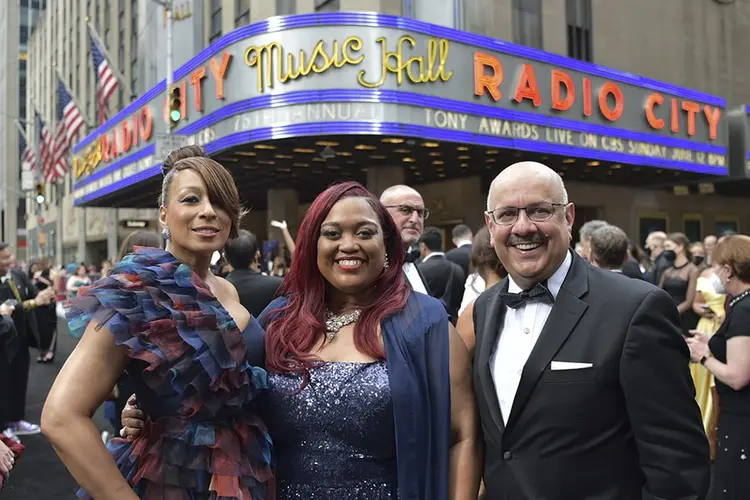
[508,250,572,298]
[422,252,445,262]
[456,240,472,248]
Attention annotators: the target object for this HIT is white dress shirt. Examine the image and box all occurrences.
[489,251,572,424]
[403,263,429,295]
[421,251,444,262]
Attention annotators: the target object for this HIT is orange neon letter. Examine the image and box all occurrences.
[582,77,593,117]
[671,98,680,133]
[110,130,120,158]
[140,107,153,142]
[551,70,575,111]
[703,105,721,140]
[209,51,232,100]
[131,114,140,147]
[598,82,624,121]
[101,134,110,163]
[513,64,542,106]
[681,100,700,136]
[121,120,132,153]
[473,52,503,101]
[190,67,207,112]
[645,93,665,130]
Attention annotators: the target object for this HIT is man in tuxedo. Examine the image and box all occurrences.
[467,162,710,499]
[417,227,465,323]
[223,230,283,318]
[0,244,54,441]
[587,225,631,274]
[380,185,431,295]
[446,224,473,277]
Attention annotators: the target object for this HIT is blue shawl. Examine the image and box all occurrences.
[259,291,451,500]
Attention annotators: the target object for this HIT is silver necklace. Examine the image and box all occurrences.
[729,289,750,308]
[325,309,362,342]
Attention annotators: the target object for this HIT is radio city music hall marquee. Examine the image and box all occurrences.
[72,20,728,195]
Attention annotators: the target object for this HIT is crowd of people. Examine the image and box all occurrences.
[1,145,749,499]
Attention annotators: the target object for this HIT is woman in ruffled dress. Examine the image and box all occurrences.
[122,181,481,500]
[42,146,273,499]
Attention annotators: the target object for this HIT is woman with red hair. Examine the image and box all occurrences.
[122,181,481,500]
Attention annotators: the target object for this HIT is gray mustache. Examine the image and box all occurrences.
[507,235,547,246]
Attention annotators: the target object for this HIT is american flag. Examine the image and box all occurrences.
[90,32,118,125]
[36,111,55,179]
[20,135,35,173]
[49,78,84,182]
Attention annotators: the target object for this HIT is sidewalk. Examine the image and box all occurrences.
[2,316,111,499]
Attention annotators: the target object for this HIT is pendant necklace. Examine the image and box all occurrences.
[325,309,362,342]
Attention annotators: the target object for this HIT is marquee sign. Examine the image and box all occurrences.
[72,13,729,205]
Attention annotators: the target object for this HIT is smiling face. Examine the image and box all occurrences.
[486,168,574,290]
[317,197,387,299]
[159,169,232,259]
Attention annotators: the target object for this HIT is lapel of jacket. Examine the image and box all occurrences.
[504,254,590,436]
[476,278,509,436]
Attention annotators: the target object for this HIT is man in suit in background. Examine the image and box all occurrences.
[380,185,431,295]
[466,162,709,500]
[588,225,638,277]
[224,230,283,318]
[446,224,473,277]
[418,227,465,323]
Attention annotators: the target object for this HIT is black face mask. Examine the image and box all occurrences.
[644,247,652,258]
[693,255,705,266]
[662,250,677,262]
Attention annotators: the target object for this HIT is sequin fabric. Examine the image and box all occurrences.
[265,361,398,500]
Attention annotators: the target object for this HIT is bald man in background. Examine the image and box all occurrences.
[464,162,709,500]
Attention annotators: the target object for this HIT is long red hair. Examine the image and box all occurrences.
[265,181,410,382]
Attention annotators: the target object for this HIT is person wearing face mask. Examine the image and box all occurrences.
[659,233,701,336]
[686,235,750,499]
[691,242,707,268]
[690,249,727,459]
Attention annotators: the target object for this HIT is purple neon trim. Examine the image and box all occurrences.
[76,120,728,205]
[73,13,725,153]
[74,144,156,189]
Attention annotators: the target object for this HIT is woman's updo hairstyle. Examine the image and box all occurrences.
[159,145,245,238]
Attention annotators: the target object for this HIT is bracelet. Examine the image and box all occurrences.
[700,353,713,365]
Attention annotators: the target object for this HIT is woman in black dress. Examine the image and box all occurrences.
[660,232,701,336]
[686,234,750,499]
[29,261,57,363]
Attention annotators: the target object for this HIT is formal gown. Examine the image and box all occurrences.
[662,270,700,335]
[690,276,725,433]
[64,248,274,500]
[265,361,398,500]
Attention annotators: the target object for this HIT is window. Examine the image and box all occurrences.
[566,0,592,62]
[512,0,543,49]
[276,0,295,15]
[209,0,222,42]
[315,0,340,11]
[235,0,250,27]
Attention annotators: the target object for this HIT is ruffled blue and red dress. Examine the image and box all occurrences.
[64,248,274,500]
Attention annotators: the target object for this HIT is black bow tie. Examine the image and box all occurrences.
[405,249,420,263]
[499,282,554,309]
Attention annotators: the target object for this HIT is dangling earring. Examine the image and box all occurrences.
[383,253,389,270]
[162,228,171,240]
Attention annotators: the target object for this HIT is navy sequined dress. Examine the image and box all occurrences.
[265,361,398,499]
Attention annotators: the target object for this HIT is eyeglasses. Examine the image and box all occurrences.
[485,202,567,226]
[384,205,430,220]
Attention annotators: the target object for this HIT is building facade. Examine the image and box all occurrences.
[25,0,750,265]
[0,0,47,261]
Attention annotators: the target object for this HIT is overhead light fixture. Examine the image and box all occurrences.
[258,160,275,164]
[355,144,377,150]
[429,152,441,157]
[562,158,576,164]
[313,157,327,162]
[382,138,405,144]
[432,160,444,165]
[402,157,416,163]
[316,140,339,147]
[393,149,410,154]
[235,151,257,157]
[328,165,341,170]
[254,144,276,150]
[293,162,309,167]
[460,163,468,167]
[457,146,469,151]
[293,148,316,154]
[486,158,496,163]
[337,151,352,157]
[421,141,439,148]
[320,146,336,159]
[276,167,292,172]
[587,161,600,167]
[275,154,294,159]
[486,149,499,155]
[438,173,446,178]
[370,154,387,159]
[458,155,470,160]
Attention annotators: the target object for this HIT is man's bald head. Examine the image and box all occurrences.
[487,162,568,211]
[380,184,422,205]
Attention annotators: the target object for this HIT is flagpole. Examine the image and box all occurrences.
[85,20,136,99]
[53,65,93,129]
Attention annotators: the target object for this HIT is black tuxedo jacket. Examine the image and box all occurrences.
[473,254,710,500]
[445,244,471,277]
[225,269,283,318]
[418,254,465,323]
[0,269,40,346]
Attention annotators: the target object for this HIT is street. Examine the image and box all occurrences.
[2,316,111,499]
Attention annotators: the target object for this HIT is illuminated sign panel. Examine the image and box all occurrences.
[72,13,728,205]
